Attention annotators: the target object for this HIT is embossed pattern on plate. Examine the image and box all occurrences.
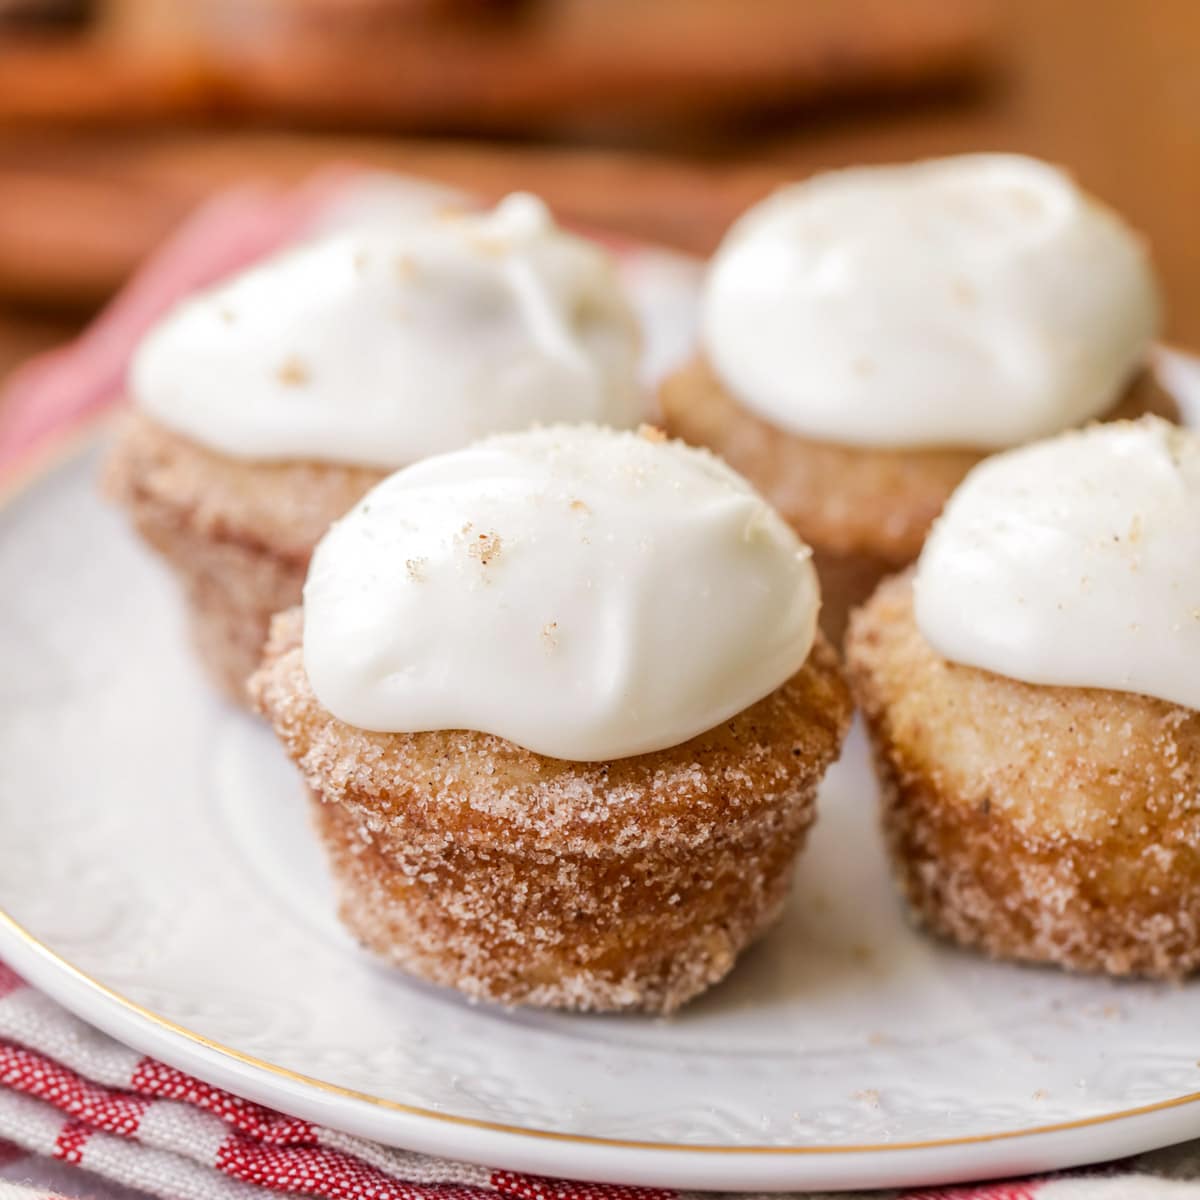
[2,442,1200,1191]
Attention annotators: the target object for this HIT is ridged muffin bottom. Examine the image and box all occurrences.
[252,608,852,1012]
[847,571,1200,979]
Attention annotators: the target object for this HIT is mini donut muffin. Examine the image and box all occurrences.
[105,193,642,702]
[661,154,1167,641]
[251,425,852,1011]
[847,417,1200,978]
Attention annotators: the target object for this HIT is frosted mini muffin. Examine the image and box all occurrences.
[661,154,1168,639]
[847,417,1200,978]
[251,425,852,1011]
[105,194,642,701]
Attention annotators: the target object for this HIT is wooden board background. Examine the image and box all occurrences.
[1,0,1197,397]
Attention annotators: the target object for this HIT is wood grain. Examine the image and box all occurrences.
[1,0,1198,389]
[0,308,78,387]
[0,0,993,133]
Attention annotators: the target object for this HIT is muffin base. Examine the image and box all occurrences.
[660,356,977,639]
[103,411,384,703]
[661,357,1176,641]
[309,789,805,1012]
[846,571,1200,979]
[252,608,852,1012]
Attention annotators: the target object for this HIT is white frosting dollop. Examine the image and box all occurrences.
[914,417,1200,710]
[131,194,642,468]
[703,154,1160,450]
[302,426,820,760]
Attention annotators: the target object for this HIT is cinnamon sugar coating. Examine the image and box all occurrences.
[846,571,1200,979]
[660,357,1174,640]
[251,608,852,1012]
[102,411,385,702]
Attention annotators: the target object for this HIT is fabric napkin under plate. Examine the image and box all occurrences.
[2,170,1200,1200]
[2,960,1200,1200]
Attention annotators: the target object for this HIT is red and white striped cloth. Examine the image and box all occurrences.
[0,959,1198,1200]
[2,169,1200,1200]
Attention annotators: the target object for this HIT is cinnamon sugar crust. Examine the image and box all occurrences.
[846,571,1200,979]
[102,411,385,701]
[251,607,852,1012]
[660,357,1175,639]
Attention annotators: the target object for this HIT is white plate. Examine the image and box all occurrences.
[2,435,1200,1194]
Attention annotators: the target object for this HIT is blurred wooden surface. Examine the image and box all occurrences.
[0,0,992,132]
[0,308,76,382]
[1,0,1198,397]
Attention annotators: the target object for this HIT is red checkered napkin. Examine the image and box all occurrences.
[1,170,1200,1200]
[1,959,1199,1200]
[0,960,657,1200]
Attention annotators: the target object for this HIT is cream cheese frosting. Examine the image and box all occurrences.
[302,425,820,760]
[131,194,642,468]
[702,154,1160,450]
[914,417,1200,710]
